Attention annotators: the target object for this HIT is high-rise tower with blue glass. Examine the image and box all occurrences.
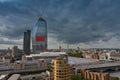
[23,30,31,55]
[32,17,47,54]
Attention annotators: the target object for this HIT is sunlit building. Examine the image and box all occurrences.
[54,58,71,80]
[32,17,47,54]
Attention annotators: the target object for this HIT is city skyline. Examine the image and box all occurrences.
[1,0,120,49]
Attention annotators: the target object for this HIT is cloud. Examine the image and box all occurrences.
[0,0,120,48]
[49,0,120,44]
[0,0,14,2]
[0,38,22,45]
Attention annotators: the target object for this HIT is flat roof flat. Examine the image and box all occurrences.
[0,74,8,79]
[110,72,120,78]
[8,74,20,80]
[26,52,66,57]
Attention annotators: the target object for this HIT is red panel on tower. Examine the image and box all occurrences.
[36,36,45,42]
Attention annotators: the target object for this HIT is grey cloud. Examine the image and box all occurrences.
[0,0,120,45]
[0,38,22,45]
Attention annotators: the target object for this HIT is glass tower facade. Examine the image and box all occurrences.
[23,30,31,55]
[32,17,47,54]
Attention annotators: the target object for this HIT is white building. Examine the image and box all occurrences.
[22,52,68,64]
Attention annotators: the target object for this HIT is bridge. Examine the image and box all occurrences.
[73,61,120,72]
[0,63,46,74]
[0,68,46,74]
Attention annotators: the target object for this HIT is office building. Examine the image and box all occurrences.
[32,17,47,54]
[12,46,18,57]
[54,58,71,80]
[23,30,31,55]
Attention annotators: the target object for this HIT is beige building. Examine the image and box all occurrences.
[0,56,10,65]
[54,58,71,80]
[80,69,118,80]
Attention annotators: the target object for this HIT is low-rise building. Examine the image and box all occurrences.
[80,69,118,80]
[22,52,68,64]
[14,59,47,70]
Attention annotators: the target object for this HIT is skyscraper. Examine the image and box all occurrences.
[32,17,47,54]
[23,30,31,55]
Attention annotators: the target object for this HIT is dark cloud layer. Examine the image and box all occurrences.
[0,0,120,45]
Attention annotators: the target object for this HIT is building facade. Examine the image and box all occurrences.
[80,69,118,80]
[14,59,47,70]
[12,46,18,57]
[32,17,47,54]
[54,58,71,80]
[23,30,31,55]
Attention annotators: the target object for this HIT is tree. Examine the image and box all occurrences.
[47,65,53,72]
[67,50,83,58]
[114,77,119,80]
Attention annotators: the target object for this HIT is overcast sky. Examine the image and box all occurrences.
[0,0,120,49]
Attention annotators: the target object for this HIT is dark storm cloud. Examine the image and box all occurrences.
[0,0,120,44]
[0,38,22,45]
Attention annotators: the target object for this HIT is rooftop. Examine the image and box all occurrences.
[8,74,20,80]
[26,52,66,57]
[0,74,8,79]
[110,72,120,78]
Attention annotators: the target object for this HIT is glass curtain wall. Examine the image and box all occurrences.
[32,17,47,54]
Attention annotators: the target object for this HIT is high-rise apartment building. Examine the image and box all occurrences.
[23,30,31,55]
[32,17,47,54]
[12,46,18,57]
[54,58,71,80]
